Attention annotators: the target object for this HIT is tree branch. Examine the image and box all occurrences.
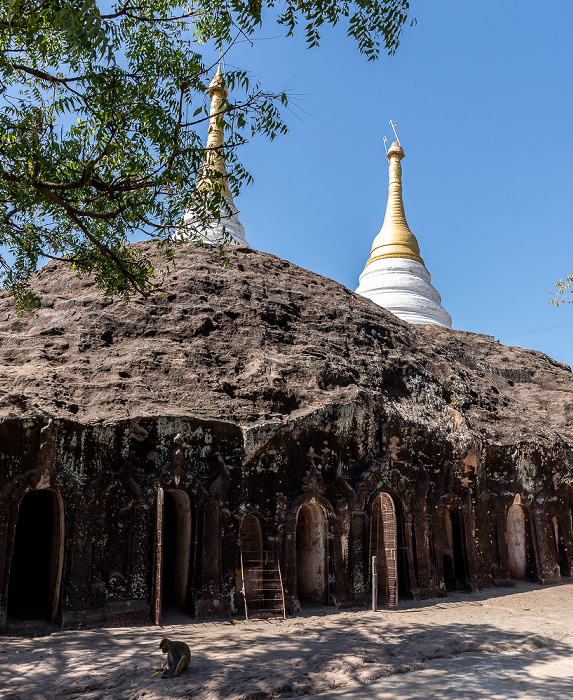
[9,63,82,88]
[37,185,149,293]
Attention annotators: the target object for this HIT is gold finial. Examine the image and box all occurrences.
[365,137,424,267]
[198,64,232,200]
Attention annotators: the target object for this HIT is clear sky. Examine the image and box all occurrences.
[221,0,573,368]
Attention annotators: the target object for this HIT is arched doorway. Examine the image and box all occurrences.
[370,493,399,607]
[7,490,64,622]
[239,514,263,609]
[155,489,192,620]
[296,502,327,604]
[507,503,527,579]
[440,507,467,591]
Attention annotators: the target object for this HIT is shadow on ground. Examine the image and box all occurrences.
[0,617,564,699]
[2,581,573,699]
[286,641,573,700]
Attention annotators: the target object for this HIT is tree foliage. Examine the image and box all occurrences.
[0,0,411,309]
[550,272,573,307]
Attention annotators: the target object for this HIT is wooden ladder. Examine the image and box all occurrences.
[239,521,286,620]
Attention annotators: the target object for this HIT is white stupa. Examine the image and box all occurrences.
[178,66,249,247]
[356,140,451,327]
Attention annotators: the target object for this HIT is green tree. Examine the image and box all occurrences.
[0,0,411,310]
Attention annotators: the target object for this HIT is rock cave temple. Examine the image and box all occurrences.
[1,70,572,632]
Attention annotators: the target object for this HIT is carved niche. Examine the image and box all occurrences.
[301,461,326,496]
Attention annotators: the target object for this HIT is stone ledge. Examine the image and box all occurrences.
[60,600,150,630]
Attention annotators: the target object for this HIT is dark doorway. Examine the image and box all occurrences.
[440,507,467,591]
[162,490,192,611]
[296,502,327,604]
[7,490,63,621]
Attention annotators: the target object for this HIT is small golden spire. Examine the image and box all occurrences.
[365,141,424,267]
[198,65,233,200]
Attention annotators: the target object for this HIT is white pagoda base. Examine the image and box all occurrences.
[356,257,452,327]
[177,197,249,247]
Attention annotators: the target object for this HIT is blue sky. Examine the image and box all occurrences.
[221,0,573,368]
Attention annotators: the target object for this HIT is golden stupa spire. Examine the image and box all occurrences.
[198,65,233,200]
[365,141,424,267]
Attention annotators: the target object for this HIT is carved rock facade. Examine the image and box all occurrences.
[0,244,572,628]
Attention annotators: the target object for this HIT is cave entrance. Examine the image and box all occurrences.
[370,493,399,607]
[153,488,192,623]
[296,502,327,605]
[507,503,527,579]
[440,507,467,591]
[7,490,64,622]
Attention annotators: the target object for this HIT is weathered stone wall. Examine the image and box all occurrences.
[1,404,573,629]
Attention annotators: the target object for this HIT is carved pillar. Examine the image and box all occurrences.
[403,511,420,599]
[431,512,445,596]
[493,510,511,585]
[195,501,221,616]
[219,507,235,611]
[563,504,573,576]
[283,518,298,613]
[327,527,336,606]
[66,508,94,610]
[195,454,230,618]
[533,508,561,584]
[350,512,367,602]
[330,521,347,606]
[463,511,478,591]
[128,502,149,600]
[411,510,432,596]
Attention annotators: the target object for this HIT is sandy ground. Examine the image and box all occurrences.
[2,581,573,700]
[295,643,573,699]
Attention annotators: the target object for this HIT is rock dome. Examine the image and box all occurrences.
[0,243,572,629]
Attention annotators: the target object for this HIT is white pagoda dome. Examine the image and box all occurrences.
[356,141,451,327]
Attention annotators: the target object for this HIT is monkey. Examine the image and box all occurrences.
[159,638,191,678]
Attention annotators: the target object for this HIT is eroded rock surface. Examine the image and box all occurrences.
[0,243,570,449]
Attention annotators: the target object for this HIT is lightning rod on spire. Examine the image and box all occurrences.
[389,120,400,145]
[383,136,389,155]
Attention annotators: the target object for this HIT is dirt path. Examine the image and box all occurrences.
[2,581,573,700]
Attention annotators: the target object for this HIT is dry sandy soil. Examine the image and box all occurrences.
[3,581,573,700]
